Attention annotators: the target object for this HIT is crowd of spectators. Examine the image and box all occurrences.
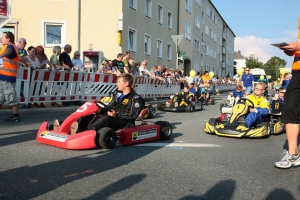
[14,39,236,108]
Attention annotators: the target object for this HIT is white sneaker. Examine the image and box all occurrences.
[275,150,300,169]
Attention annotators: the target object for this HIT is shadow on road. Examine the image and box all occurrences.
[265,188,296,200]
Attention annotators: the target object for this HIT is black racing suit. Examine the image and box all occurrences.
[87,89,145,132]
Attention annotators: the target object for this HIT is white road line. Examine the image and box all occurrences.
[133,143,222,148]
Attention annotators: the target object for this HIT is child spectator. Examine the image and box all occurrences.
[270,87,285,114]
[233,85,244,100]
[188,83,196,95]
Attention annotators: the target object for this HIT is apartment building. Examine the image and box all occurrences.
[179,0,235,77]
[1,0,234,76]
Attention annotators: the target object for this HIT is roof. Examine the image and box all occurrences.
[234,51,245,59]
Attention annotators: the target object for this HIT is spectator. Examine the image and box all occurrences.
[72,51,84,71]
[0,31,21,122]
[59,44,73,71]
[281,73,290,89]
[17,37,28,67]
[24,46,41,69]
[156,65,162,76]
[49,46,63,70]
[139,60,150,77]
[129,58,136,75]
[36,45,55,71]
[275,40,300,169]
[49,46,63,107]
[122,51,132,74]
[112,53,126,75]
[201,71,210,87]
[241,67,254,96]
[133,62,140,77]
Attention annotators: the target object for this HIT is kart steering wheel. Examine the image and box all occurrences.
[97,101,112,112]
[237,98,254,108]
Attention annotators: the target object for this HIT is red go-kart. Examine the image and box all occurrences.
[36,101,172,150]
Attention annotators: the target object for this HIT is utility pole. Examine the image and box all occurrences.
[171,35,183,70]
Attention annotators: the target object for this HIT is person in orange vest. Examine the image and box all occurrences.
[0,31,21,122]
[275,40,300,169]
[201,71,210,87]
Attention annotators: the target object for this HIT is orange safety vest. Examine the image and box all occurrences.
[0,43,20,80]
[292,52,300,70]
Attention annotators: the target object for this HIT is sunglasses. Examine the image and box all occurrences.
[76,54,80,56]
[245,70,249,71]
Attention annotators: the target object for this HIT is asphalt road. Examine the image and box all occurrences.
[0,92,299,200]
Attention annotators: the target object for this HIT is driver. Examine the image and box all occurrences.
[178,86,194,107]
[86,74,144,132]
[240,82,269,128]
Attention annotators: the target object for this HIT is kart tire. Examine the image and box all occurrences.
[211,99,215,105]
[155,121,172,140]
[148,106,157,118]
[220,103,224,112]
[208,118,220,126]
[97,127,117,149]
[260,122,271,138]
[157,103,164,111]
[199,102,204,110]
[186,105,195,112]
[48,120,64,130]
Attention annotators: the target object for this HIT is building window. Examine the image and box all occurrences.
[202,11,205,24]
[185,20,191,40]
[128,27,137,51]
[194,38,200,51]
[194,61,199,72]
[167,12,172,29]
[157,39,162,58]
[129,0,137,10]
[185,0,192,13]
[43,21,66,47]
[201,32,204,42]
[145,0,152,18]
[196,0,201,6]
[167,43,172,60]
[195,15,200,29]
[144,34,151,55]
[158,4,163,24]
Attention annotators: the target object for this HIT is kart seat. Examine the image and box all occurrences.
[124,121,136,128]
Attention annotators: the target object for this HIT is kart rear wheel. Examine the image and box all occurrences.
[199,102,204,110]
[48,120,64,130]
[260,122,271,138]
[97,127,117,149]
[220,103,224,112]
[211,99,215,105]
[155,121,172,140]
[157,103,164,111]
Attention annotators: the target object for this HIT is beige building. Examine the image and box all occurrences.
[2,0,234,76]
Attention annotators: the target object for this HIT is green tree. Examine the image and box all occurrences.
[264,56,287,81]
[245,54,264,69]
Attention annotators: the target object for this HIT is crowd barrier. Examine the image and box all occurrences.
[13,68,235,105]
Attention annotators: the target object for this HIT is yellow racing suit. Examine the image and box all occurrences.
[244,94,269,127]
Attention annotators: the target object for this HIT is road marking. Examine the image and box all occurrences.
[133,143,222,148]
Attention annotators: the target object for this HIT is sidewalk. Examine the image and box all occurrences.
[0,98,166,115]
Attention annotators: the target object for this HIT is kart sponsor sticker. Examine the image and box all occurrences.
[39,131,69,142]
[132,128,157,141]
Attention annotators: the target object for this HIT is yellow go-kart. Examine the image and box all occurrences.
[203,98,271,138]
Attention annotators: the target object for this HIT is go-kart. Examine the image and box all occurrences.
[203,98,270,138]
[157,94,204,112]
[36,101,172,150]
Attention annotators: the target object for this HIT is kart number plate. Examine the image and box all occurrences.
[40,131,69,142]
[132,128,157,141]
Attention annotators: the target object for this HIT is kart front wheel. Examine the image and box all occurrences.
[186,104,195,112]
[219,103,224,112]
[97,127,117,149]
[155,121,172,140]
[148,106,157,118]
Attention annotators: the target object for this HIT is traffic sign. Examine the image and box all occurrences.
[171,35,183,45]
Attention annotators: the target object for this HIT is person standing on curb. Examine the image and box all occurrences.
[275,40,300,169]
[241,68,254,96]
[0,31,21,122]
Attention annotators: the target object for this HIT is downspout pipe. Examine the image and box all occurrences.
[78,0,81,51]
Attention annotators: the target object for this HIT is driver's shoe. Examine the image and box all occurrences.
[70,122,78,135]
[53,119,60,131]
[236,124,248,131]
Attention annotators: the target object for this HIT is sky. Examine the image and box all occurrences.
[210,0,299,67]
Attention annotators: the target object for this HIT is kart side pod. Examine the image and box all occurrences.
[118,124,161,145]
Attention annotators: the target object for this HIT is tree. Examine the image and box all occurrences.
[245,54,264,69]
[264,56,287,81]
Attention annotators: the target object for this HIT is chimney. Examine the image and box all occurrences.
[238,50,241,55]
